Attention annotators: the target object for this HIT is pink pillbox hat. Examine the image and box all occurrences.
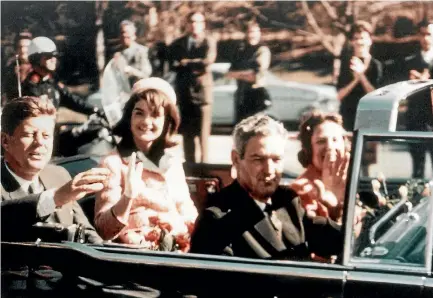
[132,77,177,105]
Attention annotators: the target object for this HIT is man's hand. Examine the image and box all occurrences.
[226,70,256,83]
[180,59,190,66]
[409,69,430,80]
[54,168,111,207]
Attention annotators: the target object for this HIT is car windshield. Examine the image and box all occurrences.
[351,136,433,267]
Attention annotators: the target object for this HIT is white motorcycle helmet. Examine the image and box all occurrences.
[28,36,58,65]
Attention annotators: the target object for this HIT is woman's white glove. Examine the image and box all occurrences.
[124,152,144,200]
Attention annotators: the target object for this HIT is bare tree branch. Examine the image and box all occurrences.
[373,34,418,44]
[301,1,336,55]
[320,1,338,21]
[273,44,325,61]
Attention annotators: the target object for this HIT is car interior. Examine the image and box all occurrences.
[351,136,432,267]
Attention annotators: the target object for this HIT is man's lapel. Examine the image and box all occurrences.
[39,165,73,224]
[252,216,286,252]
[276,207,305,246]
[273,187,306,246]
[1,159,30,200]
[231,181,287,254]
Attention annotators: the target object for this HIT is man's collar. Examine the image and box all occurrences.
[421,48,433,65]
[254,198,272,211]
[3,161,39,188]
[123,41,137,50]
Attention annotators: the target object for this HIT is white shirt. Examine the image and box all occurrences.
[254,198,282,233]
[4,162,56,217]
[254,198,272,212]
[421,48,433,67]
[188,36,203,52]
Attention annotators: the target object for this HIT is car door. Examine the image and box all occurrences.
[268,85,318,123]
[341,131,433,298]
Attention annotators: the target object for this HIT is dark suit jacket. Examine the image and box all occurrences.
[169,34,216,105]
[190,180,342,260]
[405,52,433,131]
[1,160,102,243]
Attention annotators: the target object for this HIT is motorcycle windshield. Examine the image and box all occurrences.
[101,56,132,128]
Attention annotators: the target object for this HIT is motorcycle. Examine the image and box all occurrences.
[56,55,132,157]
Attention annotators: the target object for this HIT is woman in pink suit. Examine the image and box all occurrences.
[94,77,198,252]
[291,112,351,223]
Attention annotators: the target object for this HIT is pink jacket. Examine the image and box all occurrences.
[94,146,198,251]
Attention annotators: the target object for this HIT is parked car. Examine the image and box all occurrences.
[87,63,338,132]
[2,80,432,298]
[210,63,339,130]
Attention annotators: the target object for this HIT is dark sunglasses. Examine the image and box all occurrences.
[41,52,58,59]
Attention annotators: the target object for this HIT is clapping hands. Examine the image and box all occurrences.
[350,57,367,78]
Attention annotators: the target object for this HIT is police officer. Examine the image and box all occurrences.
[22,36,101,116]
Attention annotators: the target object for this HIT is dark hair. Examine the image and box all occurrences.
[186,10,205,23]
[1,96,56,136]
[15,31,32,47]
[417,19,432,32]
[297,111,350,167]
[244,18,260,32]
[348,21,373,40]
[113,89,180,165]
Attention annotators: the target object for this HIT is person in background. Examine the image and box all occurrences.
[290,111,351,223]
[168,10,217,163]
[226,19,272,123]
[21,36,102,116]
[406,20,433,178]
[116,20,152,87]
[407,20,433,81]
[191,113,342,260]
[1,96,107,244]
[2,31,33,105]
[337,21,383,131]
[94,78,197,252]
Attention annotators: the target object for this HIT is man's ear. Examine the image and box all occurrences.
[231,149,240,167]
[1,132,11,152]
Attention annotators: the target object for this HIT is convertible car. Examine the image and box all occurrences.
[2,80,432,298]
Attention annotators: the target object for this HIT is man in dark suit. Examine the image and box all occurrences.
[1,96,110,244]
[191,114,342,260]
[405,20,433,178]
[116,20,152,87]
[169,10,217,163]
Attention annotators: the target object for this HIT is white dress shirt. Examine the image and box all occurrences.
[4,163,57,217]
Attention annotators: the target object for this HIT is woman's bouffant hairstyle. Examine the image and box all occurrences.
[297,111,350,168]
[113,89,180,164]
